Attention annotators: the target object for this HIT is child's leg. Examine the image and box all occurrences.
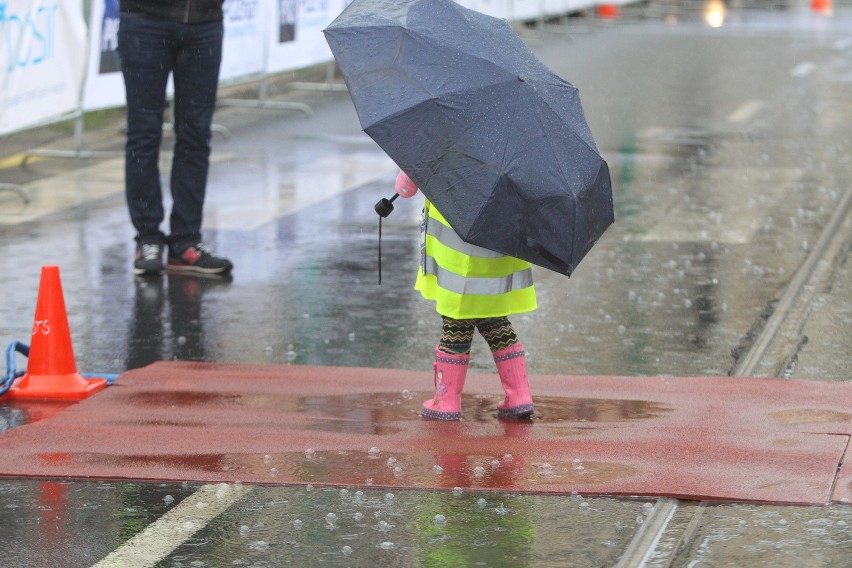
[439,316,475,354]
[475,317,534,418]
[474,317,519,353]
[422,316,473,420]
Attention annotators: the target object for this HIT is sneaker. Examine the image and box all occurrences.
[134,243,164,275]
[167,242,233,274]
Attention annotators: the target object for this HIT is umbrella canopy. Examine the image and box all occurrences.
[323,0,614,276]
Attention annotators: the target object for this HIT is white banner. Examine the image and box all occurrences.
[82,0,125,111]
[0,0,87,135]
[543,0,566,15]
[67,0,606,118]
[466,0,510,18]
[510,0,543,20]
[266,0,341,73]
[83,0,273,108]
[221,0,265,82]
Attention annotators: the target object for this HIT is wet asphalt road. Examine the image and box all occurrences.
[0,2,851,566]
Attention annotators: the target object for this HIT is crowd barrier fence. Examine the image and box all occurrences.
[0,0,629,201]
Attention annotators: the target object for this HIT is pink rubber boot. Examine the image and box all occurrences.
[421,346,469,420]
[494,343,534,419]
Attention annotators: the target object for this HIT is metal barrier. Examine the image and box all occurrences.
[1,0,619,198]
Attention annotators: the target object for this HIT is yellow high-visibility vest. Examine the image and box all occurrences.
[415,201,537,319]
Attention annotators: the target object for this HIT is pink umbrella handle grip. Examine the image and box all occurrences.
[395,171,418,198]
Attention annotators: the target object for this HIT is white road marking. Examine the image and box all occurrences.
[90,483,252,568]
[790,61,817,78]
[727,99,765,123]
[833,38,852,50]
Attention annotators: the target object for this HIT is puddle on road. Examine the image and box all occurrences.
[770,408,852,425]
[60,447,639,493]
[118,390,671,421]
[0,402,74,432]
[532,396,673,422]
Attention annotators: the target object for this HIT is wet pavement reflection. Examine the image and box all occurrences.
[0,402,73,432]
[127,273,234,370]
[156,485,645,568]
[0,480,198,568]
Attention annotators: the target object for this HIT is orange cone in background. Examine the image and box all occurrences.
[7,266,108,400]
[596,4,621,19]
[811,0,832,13]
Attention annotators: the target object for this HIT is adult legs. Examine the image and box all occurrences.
[167,20,223,253]
[118,14,174,246]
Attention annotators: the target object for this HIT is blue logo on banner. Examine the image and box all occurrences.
[224,0,259,38]
[1,1,59,73]
[104,0,119,18]
[225,0,259,22]
[99,0,121,73]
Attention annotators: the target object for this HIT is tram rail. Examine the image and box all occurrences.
[614,184,852,567]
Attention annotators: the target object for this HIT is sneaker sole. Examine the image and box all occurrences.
[133,266,163,275]
[166,263,231,275]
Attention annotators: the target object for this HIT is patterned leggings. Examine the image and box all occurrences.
[439,316,519,354]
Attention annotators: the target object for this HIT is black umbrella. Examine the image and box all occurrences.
[323,0,613,276]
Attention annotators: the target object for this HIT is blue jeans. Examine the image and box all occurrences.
[118,14,223,251]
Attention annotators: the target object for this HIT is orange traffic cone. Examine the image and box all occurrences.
[811,0,832,13]
[596,4,621,19]
[7,266,108,400]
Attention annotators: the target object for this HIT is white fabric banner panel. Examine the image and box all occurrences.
[457,0,578,20]
[455,0,483,14]
[265,0,340,74]
[509,0,541,20]
[546,0,574,14]
[562,0,594,12]
[221,0,265,82]
[467,0,511,18]
[0,0,87,135]
[82,0,126,111]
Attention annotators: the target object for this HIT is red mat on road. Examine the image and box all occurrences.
[0,362,849,505]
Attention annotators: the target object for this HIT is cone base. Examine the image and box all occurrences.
[7,373,109,401]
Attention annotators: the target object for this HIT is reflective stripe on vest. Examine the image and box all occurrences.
[421,202,534,297]
[423,256,533,296]
[426,220,505,259]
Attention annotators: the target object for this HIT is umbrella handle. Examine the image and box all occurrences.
[378,215,383,285]
[376,193,401,284]
[375,193,400,284]
[375,193,398,218]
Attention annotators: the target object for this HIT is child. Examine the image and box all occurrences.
[394,171,537,420]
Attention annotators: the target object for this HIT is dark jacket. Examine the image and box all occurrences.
[120,0,224,23]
